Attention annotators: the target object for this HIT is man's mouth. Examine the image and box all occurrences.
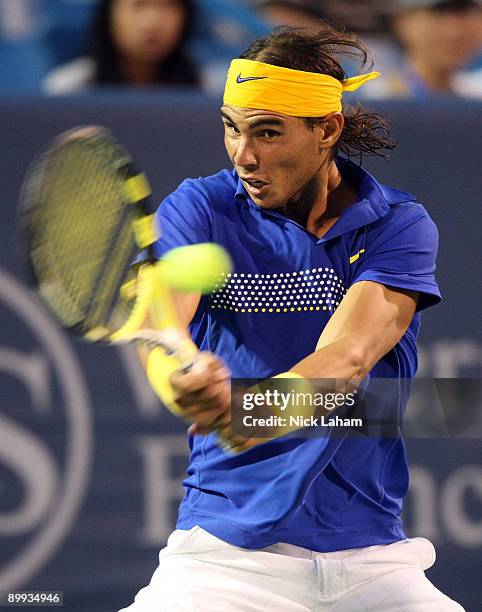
[242,178,269,196]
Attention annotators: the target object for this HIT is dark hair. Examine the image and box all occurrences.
[91,0,199,87]
[241,25,396,160]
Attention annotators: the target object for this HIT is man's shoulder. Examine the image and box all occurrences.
[376,180,434,225]
[363,180,437,246]
[378,183,418,208]
[159,169,237,218]
[340,157,430,228]
[179,169,237,200]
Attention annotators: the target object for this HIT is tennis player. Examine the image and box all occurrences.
[120,25,463,612]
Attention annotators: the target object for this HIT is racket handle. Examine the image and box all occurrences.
[145,338,197,417]
[132,328,196,368]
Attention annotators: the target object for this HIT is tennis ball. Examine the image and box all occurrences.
[161,243,232,294]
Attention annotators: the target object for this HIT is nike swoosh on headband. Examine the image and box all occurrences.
[236,74,268,83]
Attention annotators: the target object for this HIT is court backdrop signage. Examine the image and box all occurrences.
[407,463,482,548]
[0,267,93,591]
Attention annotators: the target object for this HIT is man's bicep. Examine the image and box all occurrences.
[351,207,441,312]
[316,280,418,368]
[138,289,201,330]
[152,181,212,259]
[170,291,202,329]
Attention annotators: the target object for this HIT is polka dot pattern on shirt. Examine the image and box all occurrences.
[210,268,346,314]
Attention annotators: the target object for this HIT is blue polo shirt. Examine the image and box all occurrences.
[152,157,441,552]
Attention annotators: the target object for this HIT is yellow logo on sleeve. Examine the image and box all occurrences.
[349,249,365,264]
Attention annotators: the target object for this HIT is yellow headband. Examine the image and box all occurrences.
[223,59,380,117]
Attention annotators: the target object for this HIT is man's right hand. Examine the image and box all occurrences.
[170,353,265,452]
[170,352,233,434]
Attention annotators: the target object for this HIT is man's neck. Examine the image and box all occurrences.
[278,160,357,238]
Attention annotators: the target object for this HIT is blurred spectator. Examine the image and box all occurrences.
[0,0,37,40]
[256,0,327,28]
[192,0,270,95]
[44,0,200,94]
[0,0,50,92]
[362,0,482,98]
[254,0,397,35]
[39,0,98,68]
[253,1,402,87]
[307,1,402,78]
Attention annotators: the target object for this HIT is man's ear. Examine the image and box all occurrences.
[318,112,344,150]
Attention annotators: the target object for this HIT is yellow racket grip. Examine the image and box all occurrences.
[148,260,180,331]
[110,264,156,342]
[146,343,195,417]
[111,261,180,343]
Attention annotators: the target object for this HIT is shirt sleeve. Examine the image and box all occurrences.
[151,178,213,260]
[352,204,441,311]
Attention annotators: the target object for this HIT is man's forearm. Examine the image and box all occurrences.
[290,336,369,381]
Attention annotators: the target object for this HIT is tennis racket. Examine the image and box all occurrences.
[19,125,204,361]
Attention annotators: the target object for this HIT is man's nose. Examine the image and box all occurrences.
[233,138,258,168]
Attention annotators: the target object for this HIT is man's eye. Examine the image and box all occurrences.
[225,124,240,134]
[259,130,280,139]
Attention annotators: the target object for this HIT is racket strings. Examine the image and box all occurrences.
[29,138,138,332]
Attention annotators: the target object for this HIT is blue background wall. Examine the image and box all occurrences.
[0,94,480,611]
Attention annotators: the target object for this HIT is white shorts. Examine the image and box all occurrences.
[119,526,464,611]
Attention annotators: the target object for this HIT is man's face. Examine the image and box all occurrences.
[221,105,327,209]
